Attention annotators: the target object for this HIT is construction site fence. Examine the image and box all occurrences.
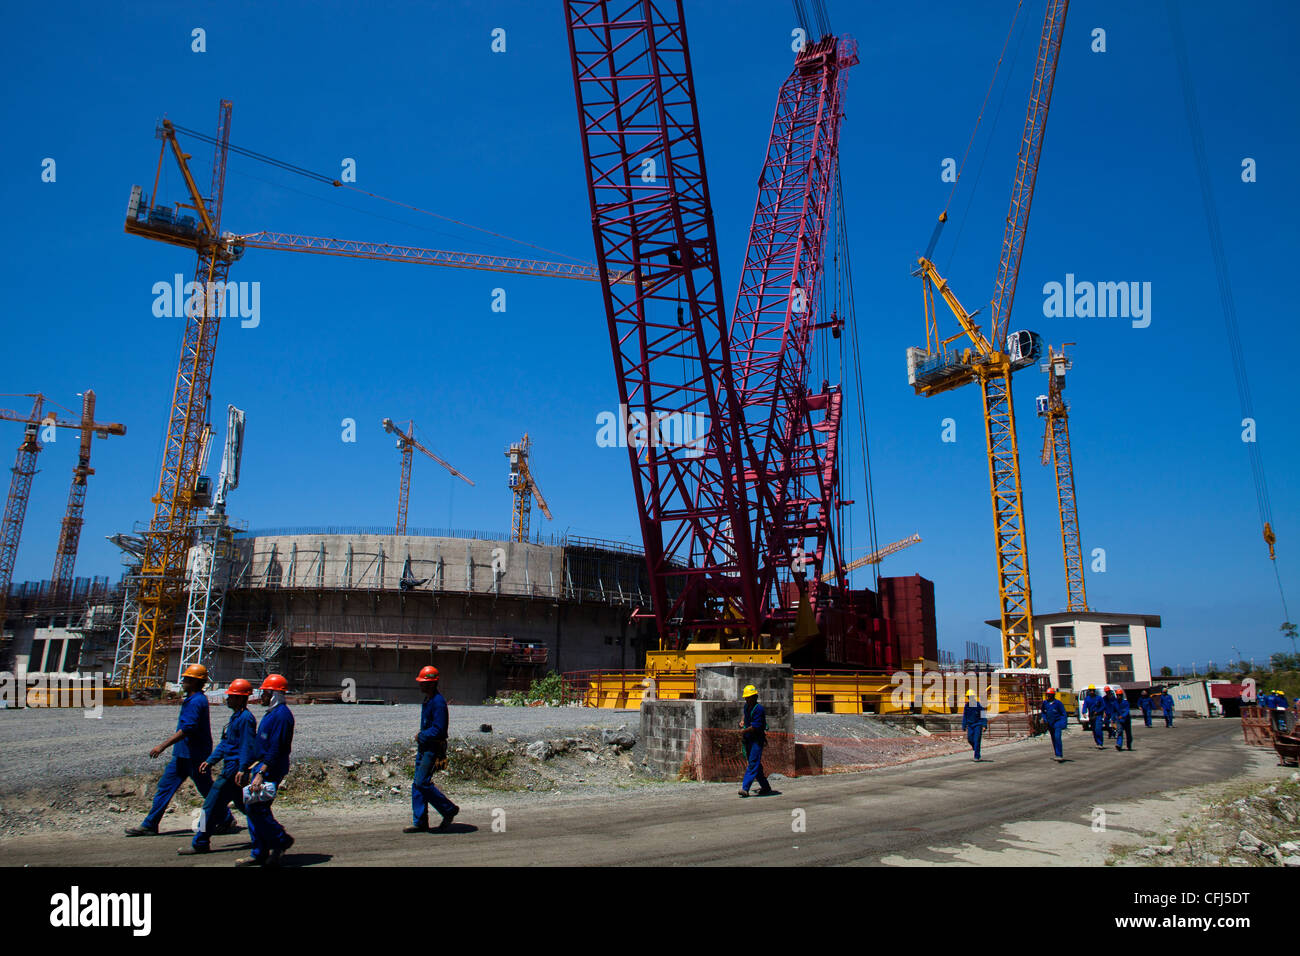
[681,725,1036,782]
[1240,703,1299,747]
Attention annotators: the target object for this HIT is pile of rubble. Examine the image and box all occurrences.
[1118,772,1300,867]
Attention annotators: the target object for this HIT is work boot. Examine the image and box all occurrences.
[266,834,294,866]
[737,790,749,798]
[211,819,242,835]
[233,856,264,867]
[436,808,459,830]
[124,826,157,837]
[177,846,209,856]
[403,824,430,834]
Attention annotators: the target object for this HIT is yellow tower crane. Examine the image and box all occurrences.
[506,434,551,543]
[1037,344,1087,611]
[381,418,474,536]
[907,0,1069,671]
[822,534,922,584]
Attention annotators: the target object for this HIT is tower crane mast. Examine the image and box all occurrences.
[0,394,126,622]
[1038,344,1088,611]
[506,434,552,543]
[381,418,473,536]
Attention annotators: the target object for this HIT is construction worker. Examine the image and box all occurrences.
[234,674,295,867]
[738,684,773,797]
[1041,688,1068,762]
[181,678,256,855]
[126,664,234,837]
[1160,690,1175,727]
[1138,690,1154,727]
[1082,685,1107,749]
[1101,686,1116,738]
[1113,688,1133,751]
[961,688,986,761]
[405,665,459,832]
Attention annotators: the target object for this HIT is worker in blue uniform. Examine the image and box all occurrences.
[961,689,986,761]
[1138,690,1154,727]
[738,684,773,797]
[1041,688,1068,762]
[405,665,460,832]
[126,664,234,837]
[1101,686,1117,738]
[1113,688,1133,751]
[234,674,295,867]
[180,677,256,855]
[1160,690,1175,727]
[1082,685,1107,749]
[1269,690,1291,734]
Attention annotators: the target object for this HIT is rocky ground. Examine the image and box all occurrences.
[1107,770,1300,867]
[0,706,1016,841]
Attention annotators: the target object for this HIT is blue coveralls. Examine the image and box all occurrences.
[740,699,770,793]
[412,691,458,827]
[192,707,256,849]
[1160,693,1175,727]
[141,691,231,832]
[1083,692,1107,748]
[1042,698,1068,758]
[242,702,295,861]
[962,700,985,760]
[1139,695,1153,727]
[1113,694,1133,750]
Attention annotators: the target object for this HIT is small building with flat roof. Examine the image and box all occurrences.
[986,611,1159,693]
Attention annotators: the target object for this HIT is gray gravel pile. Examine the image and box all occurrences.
[0,704,640,793]
[793,713,901,740]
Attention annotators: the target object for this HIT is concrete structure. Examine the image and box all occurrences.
[641,662,794,779]
[987,611,1158,692]
[17,531,663,704]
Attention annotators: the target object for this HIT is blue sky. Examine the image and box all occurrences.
[1,1,1295,670]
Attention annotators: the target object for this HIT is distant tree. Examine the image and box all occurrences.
[1270,651,1300,671]
[1283,621,1298,653]
[1159,666,1173,678]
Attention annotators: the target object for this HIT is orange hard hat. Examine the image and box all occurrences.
[260,674,289,692]
[1045,687,1056,695]
[417,665,440,683]
[182,664,208,681]
[226,678,253,697]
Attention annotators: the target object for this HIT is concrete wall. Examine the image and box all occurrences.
[237,534,570,598]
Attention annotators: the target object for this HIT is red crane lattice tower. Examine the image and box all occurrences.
[565,0,763,647]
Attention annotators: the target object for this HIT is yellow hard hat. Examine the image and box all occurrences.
[742,685,758,698]
[1088,684,1096,690]
[182,664,208,681]
[965,689,974,697]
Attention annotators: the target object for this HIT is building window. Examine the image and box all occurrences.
[814,694,834,714]
[1050,625,1075,648]
[1104,655,1134,685]
[1055,660,1073,691]
[63,639,82,671]
[1102,625,1131,646]
[28,640,47,671]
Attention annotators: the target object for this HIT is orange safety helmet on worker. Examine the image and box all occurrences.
[407,665,458,832]
[125,661,221,837]
[187,676,258,854]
